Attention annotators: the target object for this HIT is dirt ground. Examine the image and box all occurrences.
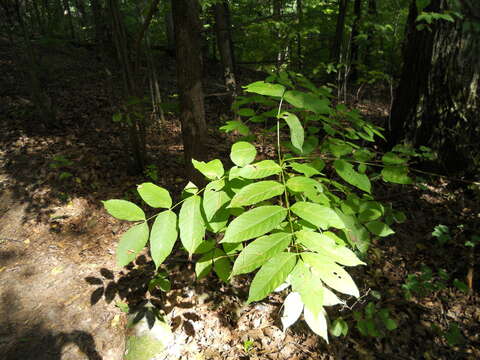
[1,38,479,360]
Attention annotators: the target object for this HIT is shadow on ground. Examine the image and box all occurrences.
[1,289,102,360]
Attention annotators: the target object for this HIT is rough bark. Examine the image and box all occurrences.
[389,0,480,174]
[172,0,208,183]
[62,0,76,39]
[164,4,175,54]
[365,0,377,67]
[331,0,348,63]
[296,0,303,70]
[91,0,106,45]
[349,0,362,82]
[214,1,237,104]
[108,0,146,172]
[16,0,56,125]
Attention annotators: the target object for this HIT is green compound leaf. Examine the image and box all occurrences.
[333,159,371,193]
[381,165,413,184]
[280,112,304,153]
[365,220,395,237]
[196,248,232,282]
[382,152,408,165]
[238,108,255,117]
[213,249,232,282]
[237,160,282,179]
[230,141,257,167]
[231,232,292,275]
[103,199,146,221]
[302,252,360,298]
[192,159,224,180]
[296,230,365,266]
[290,260,324,316]
[220,120,250,136]
[304,307,329,343]
[281,292,304,331]
[150,211,178,269]
[247,252,297,303]
[222,205,288,243]
[289,162,321,177]
[230,180,284,207]
[291,202,345,230]
[244,81,286,97]
[284,90,331,114]
[179,195,205,254]
[116,222,149,267]
[137,183,172,209]
[203,180,231,233]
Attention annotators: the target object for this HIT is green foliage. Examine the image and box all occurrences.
[50,155,75,182]
[402,265,449,299]
[144,164,159,182]
[353,301,398,338]
[104,75,418,341]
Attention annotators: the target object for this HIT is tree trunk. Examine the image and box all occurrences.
[349,0,362,82]
[108,0,146,172]
[172,0,208,183]
[389,0,480,174]
[296,0,303,70]
[164,3,175,54]
[365,0,377,67]
[16,0,56,125]
[74,0,87,30]
[273,0,283,68]
[214,1,237,105]
[331,0,348,63]
[62,0,76,39]
[91,0,106,45]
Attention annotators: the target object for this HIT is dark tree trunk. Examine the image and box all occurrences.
[349,0,362,82]
[16,0,56,125]
[365,0,377,67]
[91,0,106,45]
[108,0,146,172]
[389,0,480,174]
[74,0,87,30]
[296,0,303,70]
[164,3,175,54]
[214,1,237,104]
[172,0,208,183]
[273,0,283,67]
[62,0,76,39]
[331,0,348,63]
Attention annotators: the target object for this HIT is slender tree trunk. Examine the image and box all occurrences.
[389,0,480,174]
[172,0,208,183]
[74,0,87,31]
[331,0,348,63]
[365,0,377,67]
[91,0,106,45]
[273,0,283,68]
[16,0,56,125]
[349,0,362,82]
[164,3,175,54]
[296,0,303,70]
[29,0,45,34]
[214,1,237,105]
[109,0,146,172]
[62,0,76,39]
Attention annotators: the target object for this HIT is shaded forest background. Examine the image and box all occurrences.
[0,0,479,359]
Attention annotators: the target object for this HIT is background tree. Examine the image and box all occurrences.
[172,0,208,182]
[389,0,480,174]
[331,0,348,63]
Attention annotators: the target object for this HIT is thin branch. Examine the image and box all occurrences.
[134,0,160,70]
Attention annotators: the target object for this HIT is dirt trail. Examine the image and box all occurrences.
[0,190,125,360]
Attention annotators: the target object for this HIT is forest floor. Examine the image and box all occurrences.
[0,37,479,360]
